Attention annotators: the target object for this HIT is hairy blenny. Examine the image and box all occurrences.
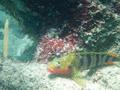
[48,51,120,86]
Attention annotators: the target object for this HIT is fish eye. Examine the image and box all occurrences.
[56,62,61,68]
[56,64,61,68]
[58,61,60,64]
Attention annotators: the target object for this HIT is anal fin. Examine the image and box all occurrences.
[105,60,114,65]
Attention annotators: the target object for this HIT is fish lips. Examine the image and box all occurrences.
[48,67,72,75]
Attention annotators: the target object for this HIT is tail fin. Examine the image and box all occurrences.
[106,52,120,67]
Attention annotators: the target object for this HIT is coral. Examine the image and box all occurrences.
[56,0,120,52]
[60,0,105,34]
[35,34,79,63]
[3,19,9,58]
[111,1,120,15]
[79,14,120,51]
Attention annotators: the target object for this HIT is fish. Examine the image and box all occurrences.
[48,52,119,74]
[48,51,120,86]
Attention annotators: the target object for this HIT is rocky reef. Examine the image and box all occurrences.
[0,0,120,90]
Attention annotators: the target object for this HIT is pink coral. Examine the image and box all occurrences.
[35,34,78,63]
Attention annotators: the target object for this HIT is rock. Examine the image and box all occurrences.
[91,66,120,90]
[0,59,81,90]
[0,59,120,90]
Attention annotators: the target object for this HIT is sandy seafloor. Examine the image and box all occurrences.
[0,59,120,90]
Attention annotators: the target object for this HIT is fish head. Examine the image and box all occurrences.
[48,59,72,75]
[48,52,77,75]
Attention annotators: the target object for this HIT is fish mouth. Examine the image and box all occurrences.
[48,68,55,73]
[48,68,72,75]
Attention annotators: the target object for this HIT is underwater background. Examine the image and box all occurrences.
[0,0,120,90]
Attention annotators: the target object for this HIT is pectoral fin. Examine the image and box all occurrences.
[71,71,86,87]
[72,76,86,87]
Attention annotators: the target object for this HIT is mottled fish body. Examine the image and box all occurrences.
[48,52,119,75]
[76,52,119,70]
